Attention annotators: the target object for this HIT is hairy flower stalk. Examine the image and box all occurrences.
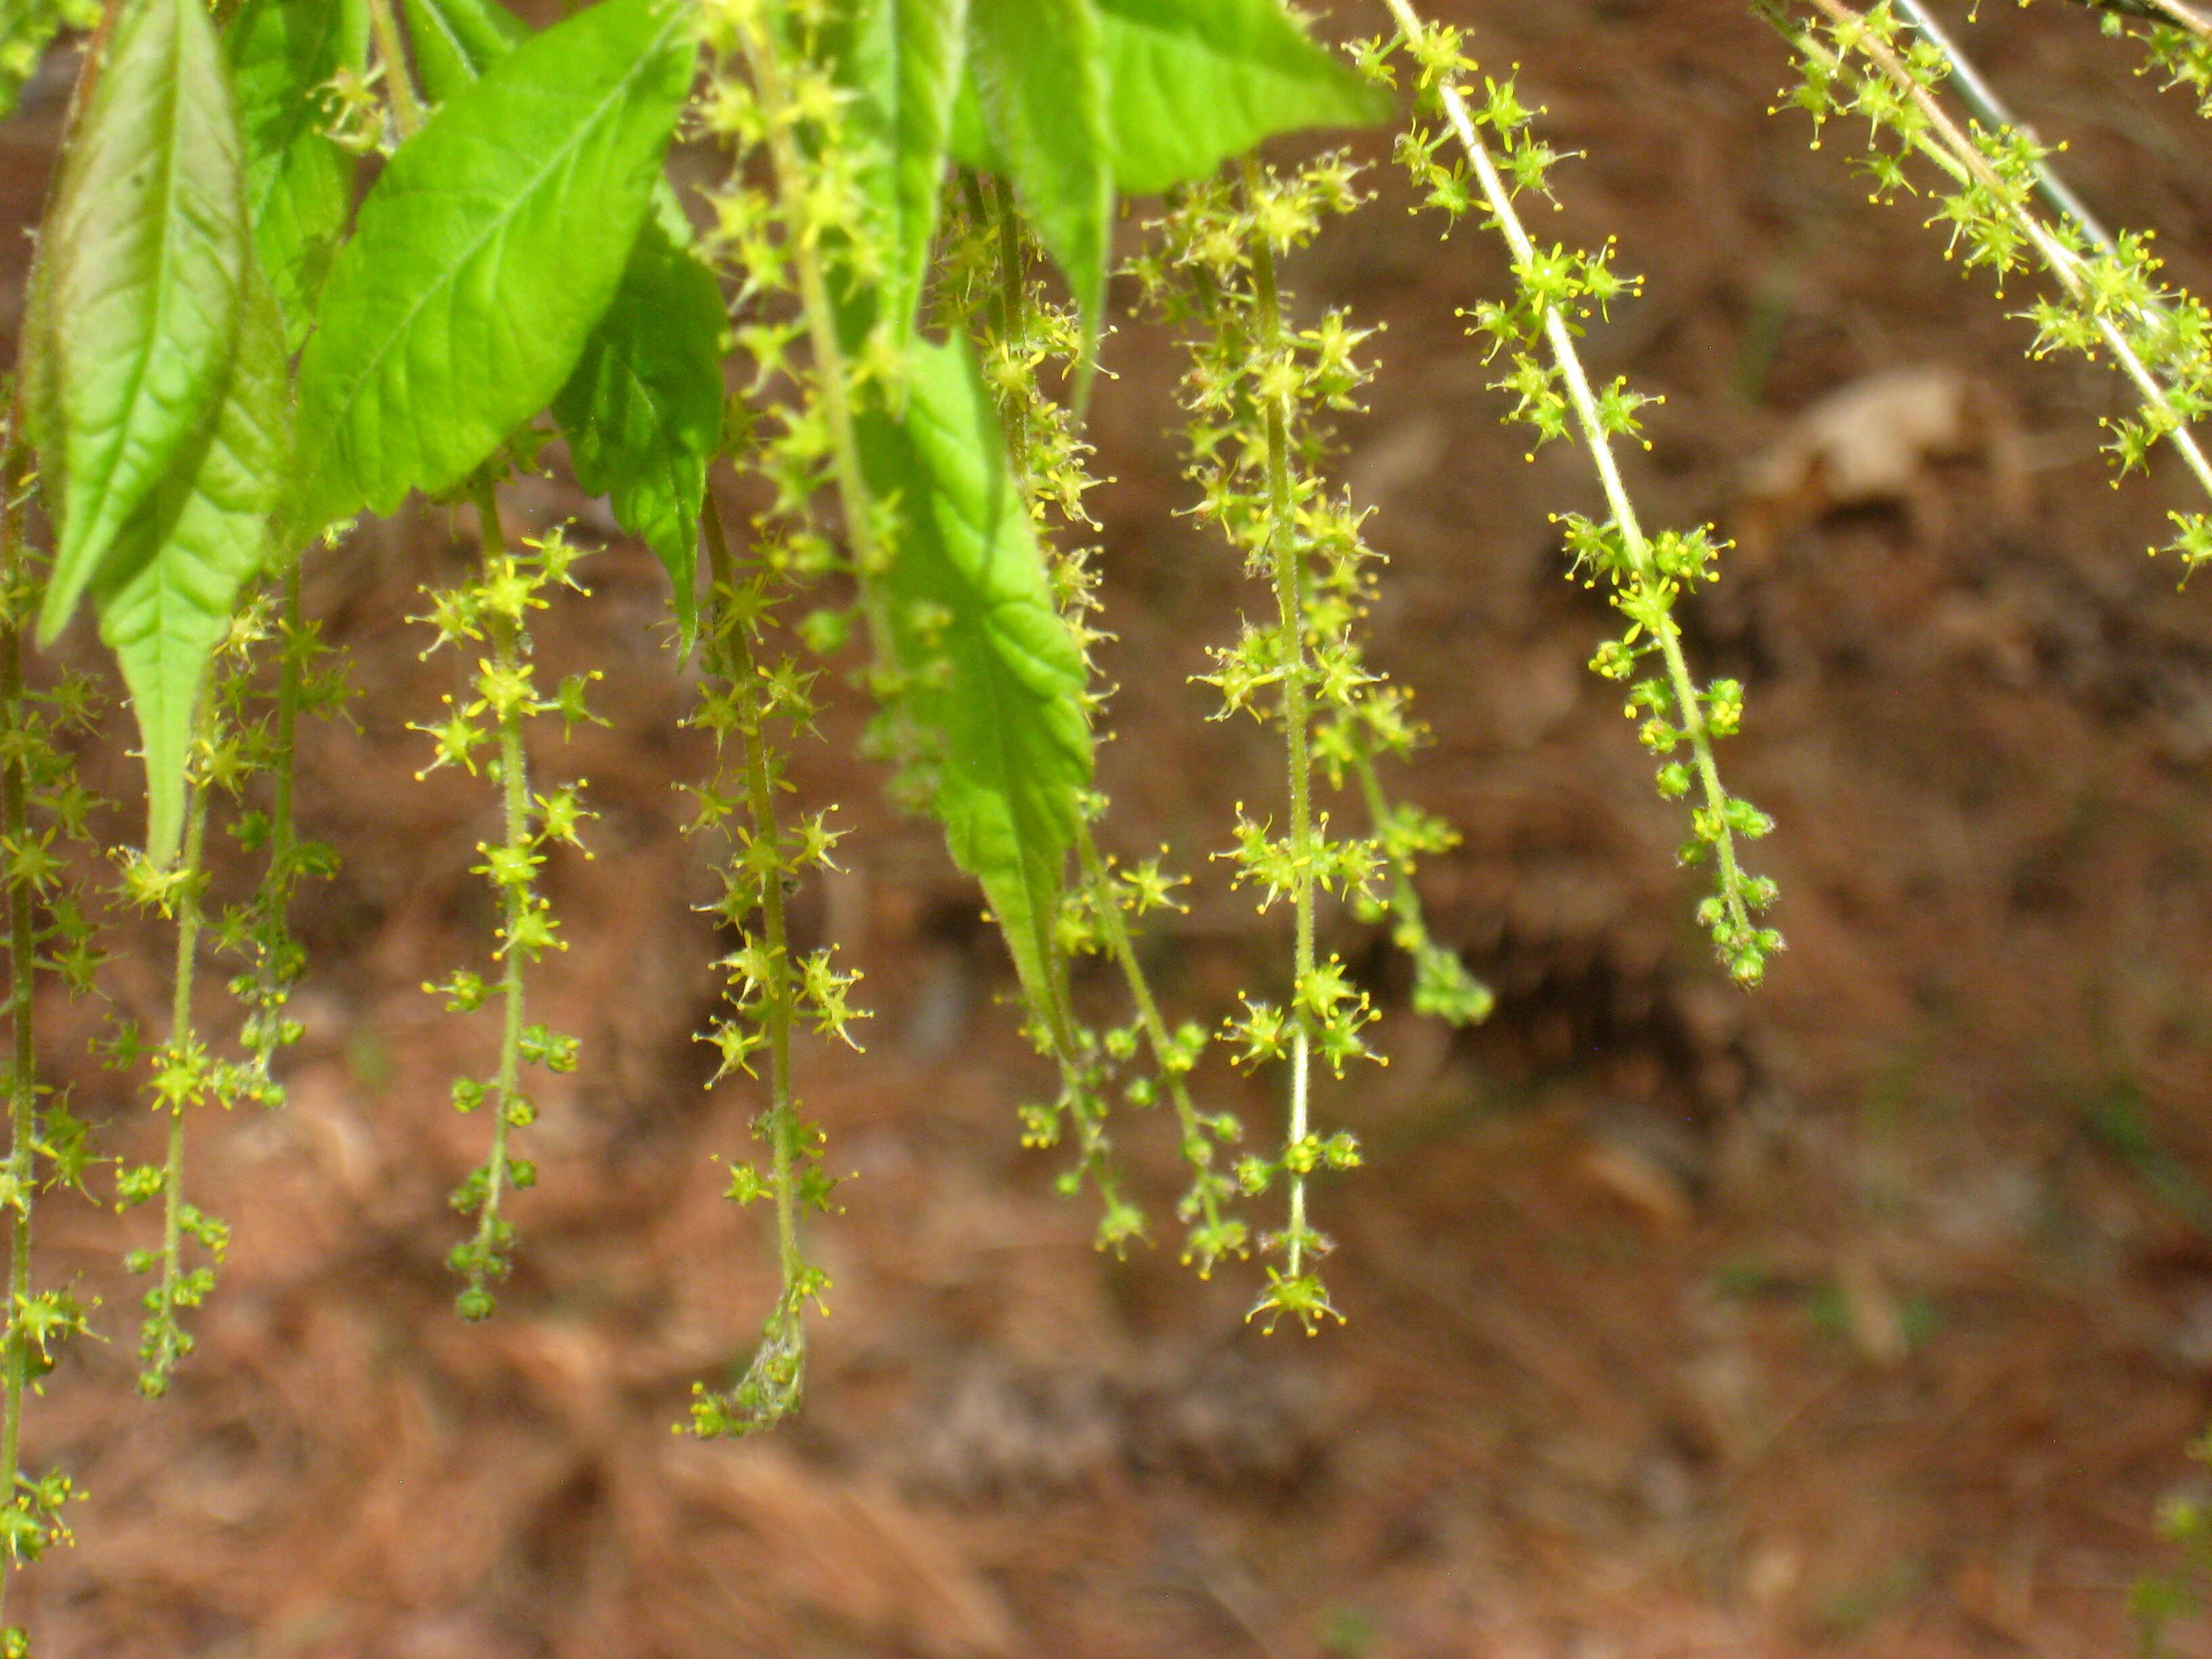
[953,182,1247,1268]
[1337,737,1492,1025]
[1774,0,2212,569]
[0,436,33,1646]
[415,487,594,1319]
[2066,0,2212,112]
[1894,0,2116,237]
[127,701,220,1397]
[0,419,94,1642]
[0,485,28,1652]
[225,566,339,1101]
[715,7,1124,1227]
[1144,159,1433,1329]
[724,8,898,657]
[1373,3,1782,984]
[115,587,342,1389]
[687,501,849,1436]
[0,15,114,1599]
[1242,157,1326,1301]
[1071,826,1243,1267]
[361,0,424,140]
[0,439,49,1652]
[474,483,529,1317]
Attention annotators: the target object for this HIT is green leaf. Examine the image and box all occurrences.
[38,0,249,644]
[945,73,1001,175]
[836,0,967,342]
[226,0,369,351]
[962,0,1110,346]
[1091,0,1389,193]
[96,269,291,866]
[397,0,712,641]
[857,337,1091,1017]
[951,0,1388,195]
[288,0,693,538]
[398,0,524,104]
[552,213,723,650]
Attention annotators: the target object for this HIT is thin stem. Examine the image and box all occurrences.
[735,18,890,605]
[1387,0,1757,945]
[991,178,1030,473]
[701,498,800,1292]
[1074,824,1229,1244]
[1890,0,2116,243]
[1242,157,1318,1277]
[245,563,304,1094]
[146,722,211,1390]
[977,183,1093,1066]
[362,0,424,140]
[466,474,525,1312]
[0,436,34,1633]
[2072,0,2212,39]
[737,12,1082,1071]
[270,566,301,890]
[0,16,114,1599]
[1790,0,2212,504]
[1349,750,1435,958]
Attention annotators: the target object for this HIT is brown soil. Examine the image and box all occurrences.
[11,1,2212,1655]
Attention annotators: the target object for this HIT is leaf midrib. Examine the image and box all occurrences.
[70,0,200,562]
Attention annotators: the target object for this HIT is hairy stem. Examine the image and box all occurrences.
[466,474,526,1313]
[1790,0,2212,504]
[144,714,211,1393]
[362,0,424,140]
[1240,159,1319,1277]
[1889,0,2114,241]
[991,178,1030,474]
[1074,825,1228,1244]
[0,437,33,1631]
[241,564,306,1097]
[1386,0,1756,946]
[737,14,1084,1072]
[269,567,301,906]
[734,16,892,617]
[1349,750,1436,960]
[2072,0,2212,38]
[701,498,800,1293]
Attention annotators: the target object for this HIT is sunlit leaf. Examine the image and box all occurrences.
[225,0,368,349]
[96,270,291,865]
[951,0,1387,194]
[289,0,693,537]
[1092,0,1389,192]
[835,0,966,342]
[552,211,724,649]
[398,0,524,104]
[962,0,1110,345]
[857,336,1091,1015]
[38,0,248,643]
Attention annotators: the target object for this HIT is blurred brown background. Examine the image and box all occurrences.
[10,0,2212,1654]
